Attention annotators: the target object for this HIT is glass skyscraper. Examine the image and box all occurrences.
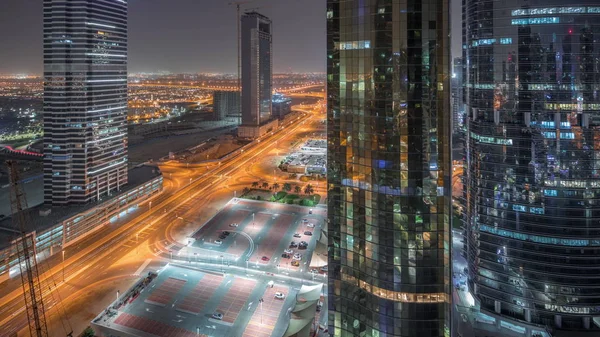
[43,0,128,206]
[465,0,600,333]
[241,11,272,127]
[326,0,451,336]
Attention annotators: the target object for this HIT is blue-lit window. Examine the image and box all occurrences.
[542,131,557,138]
[560,132,575,139]
[541,121,555,128]
[589,7,600,13]
[530,207,545,214]
[544,189,558,196]
[511,205,523,212]
[560,121,571,129]
[512,17,560,25]
[499,38,512,44]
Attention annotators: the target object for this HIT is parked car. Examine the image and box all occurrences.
[291,260,300,267]
[214,240,223,245]
[229,223,239,227]
[320,265,328,272]
[310,268,318,274]
[284,249,294,254]
[223,231,231,236]
[289,241,298,248]
[274,292,285,299]
[281,253,291,259]
[309,209,313,214]
[212,313,223,320]
[219,234,227,240]
[261,256,270,261]
[307,223,315,228]
[304,231,313,236]
[293,253,302,260]
[293,233,301,238]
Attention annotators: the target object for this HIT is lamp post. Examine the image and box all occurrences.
[62,250,65,282]
[149,201,152,211]
[252,213,255,229]
[259,298,264,324]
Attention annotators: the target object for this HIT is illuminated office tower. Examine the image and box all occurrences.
[43,0,128,205]
[241,11,272,127]
[465,1,600,334]
[326,0,451,336]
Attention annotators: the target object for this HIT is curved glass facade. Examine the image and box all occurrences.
[326,0,451,336]
[465,1,600,330]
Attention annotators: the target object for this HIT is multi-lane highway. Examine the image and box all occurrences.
[0,96,325,337]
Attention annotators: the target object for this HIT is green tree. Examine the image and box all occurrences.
[262,182,269,189]
[252,181,259,188]
[283,183,292,192]
[294,185,302,194]
[273,183,280,191]
[81,327,95,337]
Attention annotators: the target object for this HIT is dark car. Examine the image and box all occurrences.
[289,241,298,248]
[293,233,301,238]
[281,253,291,259]
[219,234,227,240]
[304,231,313,236]
[223,231,231,236]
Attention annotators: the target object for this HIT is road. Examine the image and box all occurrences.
[0,98,326,337]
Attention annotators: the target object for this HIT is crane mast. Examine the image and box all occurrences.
[7,160,49,337]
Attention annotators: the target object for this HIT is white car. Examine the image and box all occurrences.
[274,292,285,299]
[284,249,294,254]
[293,253,302,260]
[302,218,309,223]
[307,223,315,228]
[212,312,223,320]
[320,265,328,272]
[229,223,239,227]
[214,240,223,245]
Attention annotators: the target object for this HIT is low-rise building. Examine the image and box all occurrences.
[0,165,163,283]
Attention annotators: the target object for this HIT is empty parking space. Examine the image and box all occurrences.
[176,274,224,315]
[252,214,293,264]
[145,277,186,306]
[215,278,257,324]
[114,312,205,337]
[242,285,289,337]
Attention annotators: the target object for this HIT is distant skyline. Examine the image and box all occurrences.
[0,0,461,75]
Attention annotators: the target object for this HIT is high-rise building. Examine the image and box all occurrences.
[272,93,292,119]
[241,11,272,127]
[451,58,465,134]
[213,90,240,121]
[43,0,128,206]
[326,1,451,336]
[465,1,600,334]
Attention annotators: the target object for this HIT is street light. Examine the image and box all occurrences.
[194,253,198,263]
[149,201,152,211]
[252,213,255,228]
[62,250,65,282]
[259,298,264,324]
[221,255,224,271]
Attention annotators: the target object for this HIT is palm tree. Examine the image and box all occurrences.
[283,183,292,192]
[304,184,314,195]
[251,181,259,188]
[242,187,250,195]
[262,182,269,189]
[294,185,301,194]
[273,183,280,191]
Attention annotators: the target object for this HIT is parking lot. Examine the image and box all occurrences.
[102,264,298,337]
[189,200,324,272]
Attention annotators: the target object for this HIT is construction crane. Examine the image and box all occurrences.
[7,160,49,337]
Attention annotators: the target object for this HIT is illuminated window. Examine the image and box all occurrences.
[511,17,559,25]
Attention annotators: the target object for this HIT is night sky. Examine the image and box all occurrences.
[0,0,461,75]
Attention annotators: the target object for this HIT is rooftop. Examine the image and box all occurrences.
[0,165,162,249]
